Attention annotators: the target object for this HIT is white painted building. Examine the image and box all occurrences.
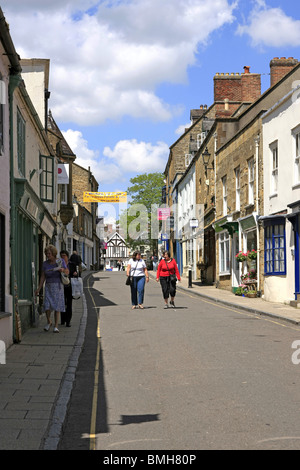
[261,83,300,305]
[177,164,201,279]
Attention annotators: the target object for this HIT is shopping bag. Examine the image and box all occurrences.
[71,277,83,299]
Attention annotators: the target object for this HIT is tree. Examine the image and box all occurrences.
[118,172,165,253]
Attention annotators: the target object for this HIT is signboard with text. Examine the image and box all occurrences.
[83,192,127,203]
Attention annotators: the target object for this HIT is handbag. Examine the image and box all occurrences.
[125,260,139,286]
[71,277,83,299]
[165,259,177,283]
[57,259,70,286]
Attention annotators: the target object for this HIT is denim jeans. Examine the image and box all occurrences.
[131,276,146,305]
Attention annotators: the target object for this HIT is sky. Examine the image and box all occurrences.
[2,0,300,222]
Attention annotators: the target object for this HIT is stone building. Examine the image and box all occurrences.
[214,58,300,296]
[72,162,100,269]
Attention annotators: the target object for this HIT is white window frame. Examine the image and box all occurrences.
[235,167,240,211]
[219,231,230,275]
[293,126,300,184]
[270,141,278,194]
[222,175,227,216]
[248,158,254,205]
[59,184,68,205]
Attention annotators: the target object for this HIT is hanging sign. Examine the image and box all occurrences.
[158,208,171,220]
[57,164,69,184]
[83,192,127,203]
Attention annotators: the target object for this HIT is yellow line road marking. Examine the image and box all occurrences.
[86,273,101,450]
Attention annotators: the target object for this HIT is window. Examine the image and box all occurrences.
[17,108,26,176]
[222,176,227,216]
[248,158,254,204]
[59,184,67,204]
[270,142,278,194]
[264,221,286,275]
[219,231,230,274]
[294,128,300,183]
[235,167,240,211]
[40,154,54,202]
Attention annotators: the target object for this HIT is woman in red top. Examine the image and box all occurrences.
[156,250,181,308]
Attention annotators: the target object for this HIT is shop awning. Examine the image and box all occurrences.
[214,219,238,237]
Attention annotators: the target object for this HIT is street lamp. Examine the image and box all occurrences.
[202,147,214,172]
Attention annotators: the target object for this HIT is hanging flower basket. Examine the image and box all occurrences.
[235,252,247,262]
[247,249,257,260]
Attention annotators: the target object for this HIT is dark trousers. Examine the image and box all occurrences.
[160,276,176,299]
[61,285,73,325]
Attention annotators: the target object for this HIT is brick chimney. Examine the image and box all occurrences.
[213,66,261,117]
[241,66,261,102]
[214,72,242,102]
[270,57,299,87]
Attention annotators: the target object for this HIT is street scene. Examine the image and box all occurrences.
[2,270,300,452]
[1,0,300,454]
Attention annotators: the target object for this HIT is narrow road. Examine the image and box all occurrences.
[59,271,300,450]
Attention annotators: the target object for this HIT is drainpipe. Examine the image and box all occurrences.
[255,135,260,293]
[9,74,22,342]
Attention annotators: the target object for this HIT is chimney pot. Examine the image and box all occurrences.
[243,66,250,74]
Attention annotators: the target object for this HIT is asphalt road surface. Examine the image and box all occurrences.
[58,271,300,450]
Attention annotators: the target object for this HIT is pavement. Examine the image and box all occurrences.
[1,270,300,450]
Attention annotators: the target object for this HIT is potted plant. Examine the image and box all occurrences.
[246,290,257,298]
[235,251,247,262]
[247,249,257,260]
[235,284,248,296]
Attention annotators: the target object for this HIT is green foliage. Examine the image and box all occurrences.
[118,172,165,252]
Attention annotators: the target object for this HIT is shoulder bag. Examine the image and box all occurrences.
[126,260,139,286]
[165,259,177,283]
[56,259,70,286]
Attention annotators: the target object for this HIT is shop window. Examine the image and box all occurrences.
[264,221,286,275]
[219,231,230,274]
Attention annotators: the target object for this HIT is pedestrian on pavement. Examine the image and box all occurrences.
[152,252,158,272]
[70,250,82,277]
[127,251,149,309]
[156,250,181,308]
[35,245,69,333]
[60,250,78,327]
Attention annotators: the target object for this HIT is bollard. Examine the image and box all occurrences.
[188,269,193,288]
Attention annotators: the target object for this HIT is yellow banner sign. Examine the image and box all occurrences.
[83,192,127,203]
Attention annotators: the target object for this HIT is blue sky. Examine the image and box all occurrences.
[2,0,300,221]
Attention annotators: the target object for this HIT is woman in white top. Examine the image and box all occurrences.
[126,251,149,309]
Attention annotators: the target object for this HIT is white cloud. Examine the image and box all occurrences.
[1,0,238,125]
[61,130,168,185]
[175,122,191,136]
[237,0,300,47]
[103,139,169,173]
[61,128,122,185]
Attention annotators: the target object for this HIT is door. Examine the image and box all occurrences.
[232,233,240,288]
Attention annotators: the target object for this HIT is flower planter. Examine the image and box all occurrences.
[246,292,257,298]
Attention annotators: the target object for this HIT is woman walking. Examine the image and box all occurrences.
[60,250,78,327]
[35,245,69,332]
[126,251,149,309]
[156,250,181,308]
